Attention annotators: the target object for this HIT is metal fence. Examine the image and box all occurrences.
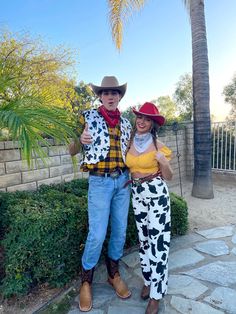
[212,121,236,171]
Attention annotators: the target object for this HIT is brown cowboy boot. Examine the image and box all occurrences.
[141,284,150,300]
[145,298,160,314]
[106,256,131,299]
[79,267,94,312]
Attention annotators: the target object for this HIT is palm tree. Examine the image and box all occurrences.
[0,33,77,166]
[0,72,76,166]
[0,96,76,167]
[187,0,213,198]
[108,0,214,199]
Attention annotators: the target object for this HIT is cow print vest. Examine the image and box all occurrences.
[82,109,132,164]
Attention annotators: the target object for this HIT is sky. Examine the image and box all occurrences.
[1,0,236,121]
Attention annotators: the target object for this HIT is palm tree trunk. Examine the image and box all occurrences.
[190,0,214,198]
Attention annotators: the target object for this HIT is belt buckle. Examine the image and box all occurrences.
[133,178,141,186]
[110,170,120,179]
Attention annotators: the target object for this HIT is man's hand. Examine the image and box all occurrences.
[80,123,93,145]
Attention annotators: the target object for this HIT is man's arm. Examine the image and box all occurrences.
[68,114,84,156]
[68,114,93,156]
[68,140,81,156]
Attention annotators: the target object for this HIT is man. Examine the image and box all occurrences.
[69,76,132,312]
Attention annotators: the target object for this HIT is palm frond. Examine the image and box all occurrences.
[0,95,76,166]
[108,0,146,50]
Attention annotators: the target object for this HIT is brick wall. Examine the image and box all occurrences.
[0,122,194,192]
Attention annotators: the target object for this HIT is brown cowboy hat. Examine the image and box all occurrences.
[90,76,127,98]
[133,102,166,126]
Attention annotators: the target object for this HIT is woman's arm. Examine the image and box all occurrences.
[156,151,173,181]
[156,140,173,181]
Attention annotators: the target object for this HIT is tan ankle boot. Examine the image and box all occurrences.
[106,256,131,299]
[79,282,92,312]
[108,272,131,298]
[79,267,94,312]
[145,298,159,314]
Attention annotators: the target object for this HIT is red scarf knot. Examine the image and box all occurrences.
[99,105,120,128]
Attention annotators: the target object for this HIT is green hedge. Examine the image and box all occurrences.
[170,192,189,235]
[0,179,188,298]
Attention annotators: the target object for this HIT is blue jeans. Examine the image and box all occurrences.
[82,170,131,270]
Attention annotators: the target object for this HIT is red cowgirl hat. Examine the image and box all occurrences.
[132,102,166,126]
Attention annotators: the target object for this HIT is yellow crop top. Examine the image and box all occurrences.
[125,146,172,174]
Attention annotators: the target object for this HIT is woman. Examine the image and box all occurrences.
[125,102,173,314]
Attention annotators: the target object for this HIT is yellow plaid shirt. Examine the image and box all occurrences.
[77,114,126,173]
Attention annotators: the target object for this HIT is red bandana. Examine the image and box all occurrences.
[98,105,120,128]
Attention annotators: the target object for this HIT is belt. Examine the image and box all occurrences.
[89,168,126,179]
[124,171,162,188]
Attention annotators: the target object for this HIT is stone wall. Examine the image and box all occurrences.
[0,141,87,192]
[166,122,194,192]
[0,123,194,192]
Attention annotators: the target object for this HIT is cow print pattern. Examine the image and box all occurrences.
[131,177,171,300]
[82,109,131,164]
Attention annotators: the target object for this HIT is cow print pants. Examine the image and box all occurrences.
[131,177,171,300]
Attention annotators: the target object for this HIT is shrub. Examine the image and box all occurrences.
[0,182,88,297]
[170,192,189,235]
[0,179,188,297]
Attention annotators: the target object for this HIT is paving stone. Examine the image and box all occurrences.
[170,233,204,252]
[67,309,79,314]
[204,287,236,313]
[133,267,143,279]
[110,288,171,312]
[168,275,208,299]
[169,248,205,270]
[111,287,147,307]
[125,274,143,289]
[159,305,179,314]
[92,284,116,308]
[170,296,224,314]
[121,251,140,268]
[196,226,234,239]
[74,283,115,308]
[232,247,236,255]
[232,234,236,244]
[183,261,236,286]
[107,305,145,314]
[194,240,229,256]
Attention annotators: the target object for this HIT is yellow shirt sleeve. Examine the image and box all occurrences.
[160,146,172,161]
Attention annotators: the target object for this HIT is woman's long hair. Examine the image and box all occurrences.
[151,121,160,150]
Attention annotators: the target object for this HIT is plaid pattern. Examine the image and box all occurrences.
[78,114,126,173]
